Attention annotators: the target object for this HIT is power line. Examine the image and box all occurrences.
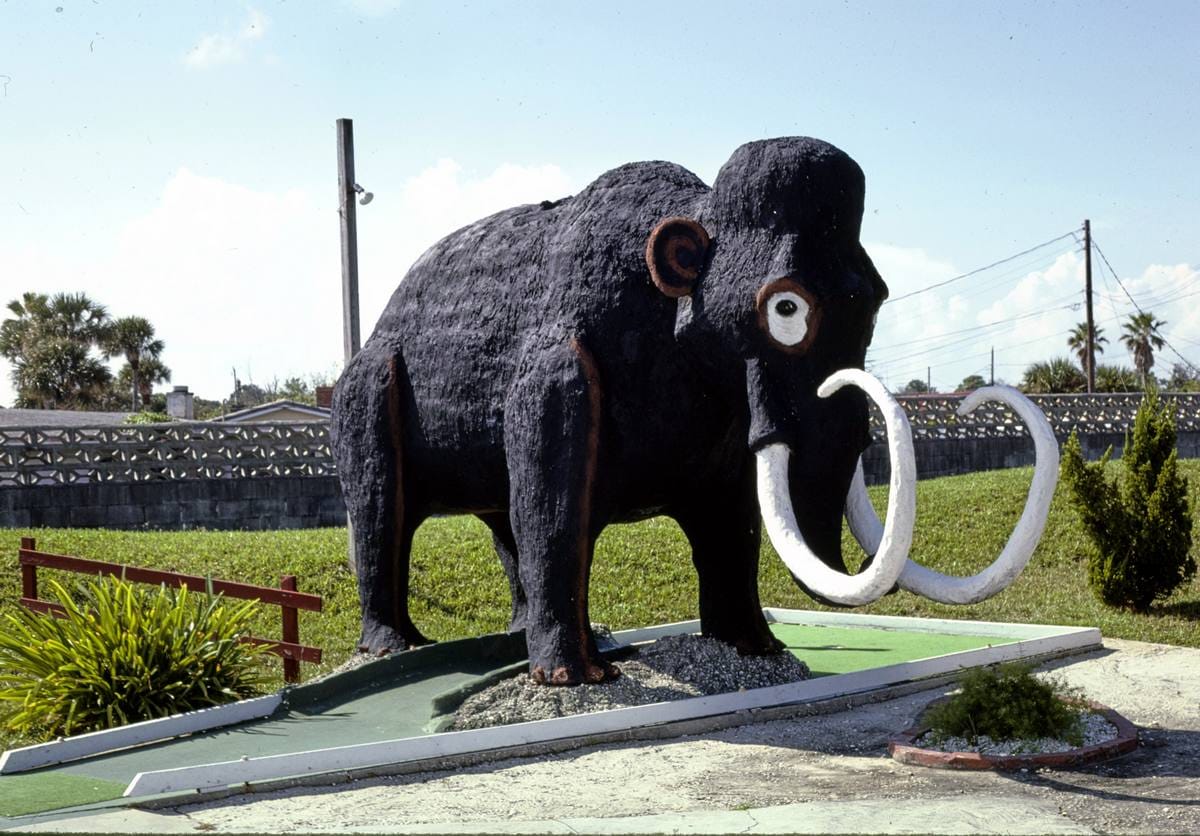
[876,329,1073,384]
[1091,237,1200,374]
[869,300,1079,367]
[886,229,1080,304]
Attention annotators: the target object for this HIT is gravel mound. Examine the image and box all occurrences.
[918,711,1117,755]
[450,634,811,730]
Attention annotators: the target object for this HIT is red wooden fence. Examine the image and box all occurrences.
[17,537,323,683]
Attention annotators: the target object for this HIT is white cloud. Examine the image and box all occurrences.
[184,9,269,69]
[0,159,573,408]
[865,243,1200,390]
[354,158,573,335]
[5,169,1195,409]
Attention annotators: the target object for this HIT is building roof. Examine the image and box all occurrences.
[0,408,135,428]
[216,400,332,423]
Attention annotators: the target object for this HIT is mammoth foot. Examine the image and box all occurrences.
[701,623,785,657]
[357,622,434,657]
[729,633,786,657]
[530,659,621,686]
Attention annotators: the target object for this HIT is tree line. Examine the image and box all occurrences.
[0,292,169,411]
[899,312,1200,395]
[1,290,339,417]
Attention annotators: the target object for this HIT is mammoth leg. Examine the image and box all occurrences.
[478,511,528,634]
[674,472,783,656]
[335,352,432,655]
[504,336,617,685]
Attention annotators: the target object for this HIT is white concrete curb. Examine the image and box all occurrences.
[123,618,1100,797]
[0,693,282,775]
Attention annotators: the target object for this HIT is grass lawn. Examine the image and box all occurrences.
[1,461,1197,750]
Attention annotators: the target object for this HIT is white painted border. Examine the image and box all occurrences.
[761,608,1087,640]
[0,693,282,775]
[124,624,1100,797]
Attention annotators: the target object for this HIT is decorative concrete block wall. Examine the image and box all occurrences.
[2,393,1199,530]
[859,431,1200,485]
[1,476,345,531]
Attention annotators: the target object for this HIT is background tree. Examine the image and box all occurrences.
[227,382,269,411]
[113,356,171,409]
[957,374,986,391]
[263,373,337,405]
[0,292,112,408]
[1066,322,1108,375]
[1165,362,1200,393]
[1121,312,1166,387]
[900,378,932,394]
[1020,357,1086,394]
[102,316,165,410]
[1094,364,1140,393]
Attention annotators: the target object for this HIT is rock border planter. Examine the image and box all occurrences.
[889,699,1138,770]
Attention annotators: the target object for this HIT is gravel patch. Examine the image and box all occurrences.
[917,710,1118,755]
[451,634,812,730]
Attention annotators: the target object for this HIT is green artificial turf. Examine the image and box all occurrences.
[0,772,126,817]
[769,623,1006,676]
[1,460,1198,753]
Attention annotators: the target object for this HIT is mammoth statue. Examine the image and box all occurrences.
[331,137,1058,685]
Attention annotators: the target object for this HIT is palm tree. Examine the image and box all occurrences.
[44,292,110,342]
[1020,357,1087,394]
[1066,322,1108,377]
[1094,364,1140,393]
[102,316,165,410]
[1,292,112,408]
[1120,313,1166,387]
[116,356,171,408]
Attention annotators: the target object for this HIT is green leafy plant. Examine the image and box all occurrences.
[0,577,267,739]
[925,663,1083,745]
[1061,388,1195,611]
[122,411,173,424]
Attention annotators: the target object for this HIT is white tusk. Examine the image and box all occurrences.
[845,385,1059,605]
[845,458,884,555]
[756,368,915,606]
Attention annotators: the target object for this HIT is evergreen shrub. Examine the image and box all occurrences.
[0,577,266,739]
[1061,388,1196,611]
[925,663,1083,745]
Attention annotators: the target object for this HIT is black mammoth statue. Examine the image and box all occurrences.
[331,137,1058,685]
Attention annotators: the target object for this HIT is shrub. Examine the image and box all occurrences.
[1020,357,1086,394]
[122,411,172,424]
[925,663,1083,745]
[1061,388,1196,611]
[0,577,267,739]
[1094,364,1141,393]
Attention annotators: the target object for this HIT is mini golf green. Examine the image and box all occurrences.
[0,773,126,817]
[0,619,1019,818]
[772,624,1002,676]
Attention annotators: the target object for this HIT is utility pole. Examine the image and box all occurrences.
[1083,219,1095,393]
[337,118,361,575]
[990,347,995,386]
[926,366,931,393]
[338,118,362,363]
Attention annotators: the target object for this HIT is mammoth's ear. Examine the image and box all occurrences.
[645,217,711,298]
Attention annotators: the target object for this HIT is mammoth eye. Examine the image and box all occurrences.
[764,291,810,347]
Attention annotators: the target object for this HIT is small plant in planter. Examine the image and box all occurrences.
[0,576,267,740]
[925,663,1084,749]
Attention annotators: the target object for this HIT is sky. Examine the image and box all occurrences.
[1,0,1197,406]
